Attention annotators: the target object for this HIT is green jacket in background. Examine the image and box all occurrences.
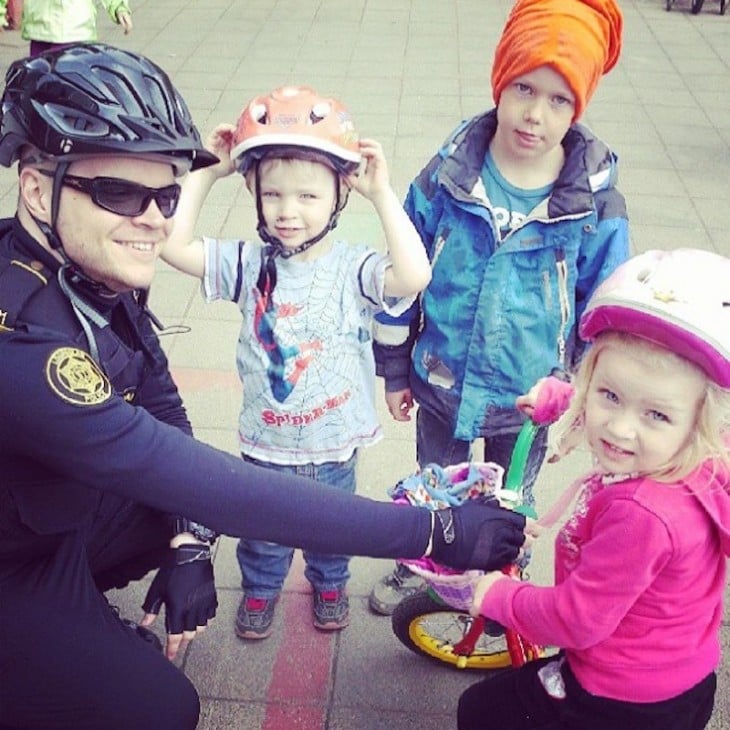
[0,0,130,42]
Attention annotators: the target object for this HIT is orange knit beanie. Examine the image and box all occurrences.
[491,0,623,120]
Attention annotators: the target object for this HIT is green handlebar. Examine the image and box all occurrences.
[502,419,540,519]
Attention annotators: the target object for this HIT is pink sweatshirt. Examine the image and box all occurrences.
[480,461,730,702]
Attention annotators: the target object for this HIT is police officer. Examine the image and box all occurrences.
[0,44,527,730]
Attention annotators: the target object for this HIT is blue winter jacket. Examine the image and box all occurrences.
[373,109,630,441]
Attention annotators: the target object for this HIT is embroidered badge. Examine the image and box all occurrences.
[46,347,112,406]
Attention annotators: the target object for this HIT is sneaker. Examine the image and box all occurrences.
[368,563,425,615]
[312,589,350,631]
[235,594,278,640]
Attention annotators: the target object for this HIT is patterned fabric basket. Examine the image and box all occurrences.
[390,460,506,612]
[404,562,483,612]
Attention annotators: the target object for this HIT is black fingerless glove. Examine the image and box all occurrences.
[142,544,218,634]
[429,498,526,571]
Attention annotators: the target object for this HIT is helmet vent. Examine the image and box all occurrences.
[44,104,109,138]
[250,103,267,124]
[310,102,331,123]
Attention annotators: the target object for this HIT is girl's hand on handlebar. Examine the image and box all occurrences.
[515,380,544,419]
[525,516,543,538]
[469,571,505,617]
[516,376,574,425]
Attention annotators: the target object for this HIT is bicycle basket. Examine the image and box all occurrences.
[391,421,540,612]
[390,460,503,611]
[406,564,483,612]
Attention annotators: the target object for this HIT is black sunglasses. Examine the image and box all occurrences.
[39,171,181,219]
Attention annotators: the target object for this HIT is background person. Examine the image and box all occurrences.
[0,0,132,57]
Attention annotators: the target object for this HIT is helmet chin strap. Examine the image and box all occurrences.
[31,160,69,254]
[35,162,112,364]
[30,160,117,297]
[253,161,349,302]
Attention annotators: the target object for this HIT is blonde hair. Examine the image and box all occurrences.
[244,149,342,194]
[552,331,730,481]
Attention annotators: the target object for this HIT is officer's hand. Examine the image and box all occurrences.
[428,499,526,571]
[140,543,217,660]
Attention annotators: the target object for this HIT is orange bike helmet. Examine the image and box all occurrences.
[231,85,361,176]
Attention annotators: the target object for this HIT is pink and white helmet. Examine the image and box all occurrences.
[580,248,730,387]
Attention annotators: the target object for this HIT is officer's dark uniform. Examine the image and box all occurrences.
[0,218,201,728]
[0,219,440,729]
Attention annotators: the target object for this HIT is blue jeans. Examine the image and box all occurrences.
[416,407,547,510]
[237,454,357,598]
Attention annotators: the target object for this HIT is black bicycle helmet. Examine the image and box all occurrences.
[0,42,217,171]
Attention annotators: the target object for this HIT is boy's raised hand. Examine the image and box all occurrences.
[354,137,431,298]
[347,138,391,202]
[204,123,237,179]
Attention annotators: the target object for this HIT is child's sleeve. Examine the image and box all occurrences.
[572,189,630,366]
[202,237,250,303]
[101,0,131,22]
[480,497,672,650]
[359,250,417,318]
[371,164,442,391]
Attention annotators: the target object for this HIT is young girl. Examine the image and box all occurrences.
[161,85,431,639]
[459,248,730,730]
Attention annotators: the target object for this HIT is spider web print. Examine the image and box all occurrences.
[235,241,385,464]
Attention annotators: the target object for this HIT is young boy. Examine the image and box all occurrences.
[161,85,431,638]
[369,0,630,615]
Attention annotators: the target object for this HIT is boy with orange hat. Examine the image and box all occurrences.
[369,0,630,615]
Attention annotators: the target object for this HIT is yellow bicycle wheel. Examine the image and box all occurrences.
[391,590,512,670]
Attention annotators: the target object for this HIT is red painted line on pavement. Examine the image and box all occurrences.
[262,553,336,730]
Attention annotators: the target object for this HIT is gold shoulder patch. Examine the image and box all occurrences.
[46,347,112,406]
